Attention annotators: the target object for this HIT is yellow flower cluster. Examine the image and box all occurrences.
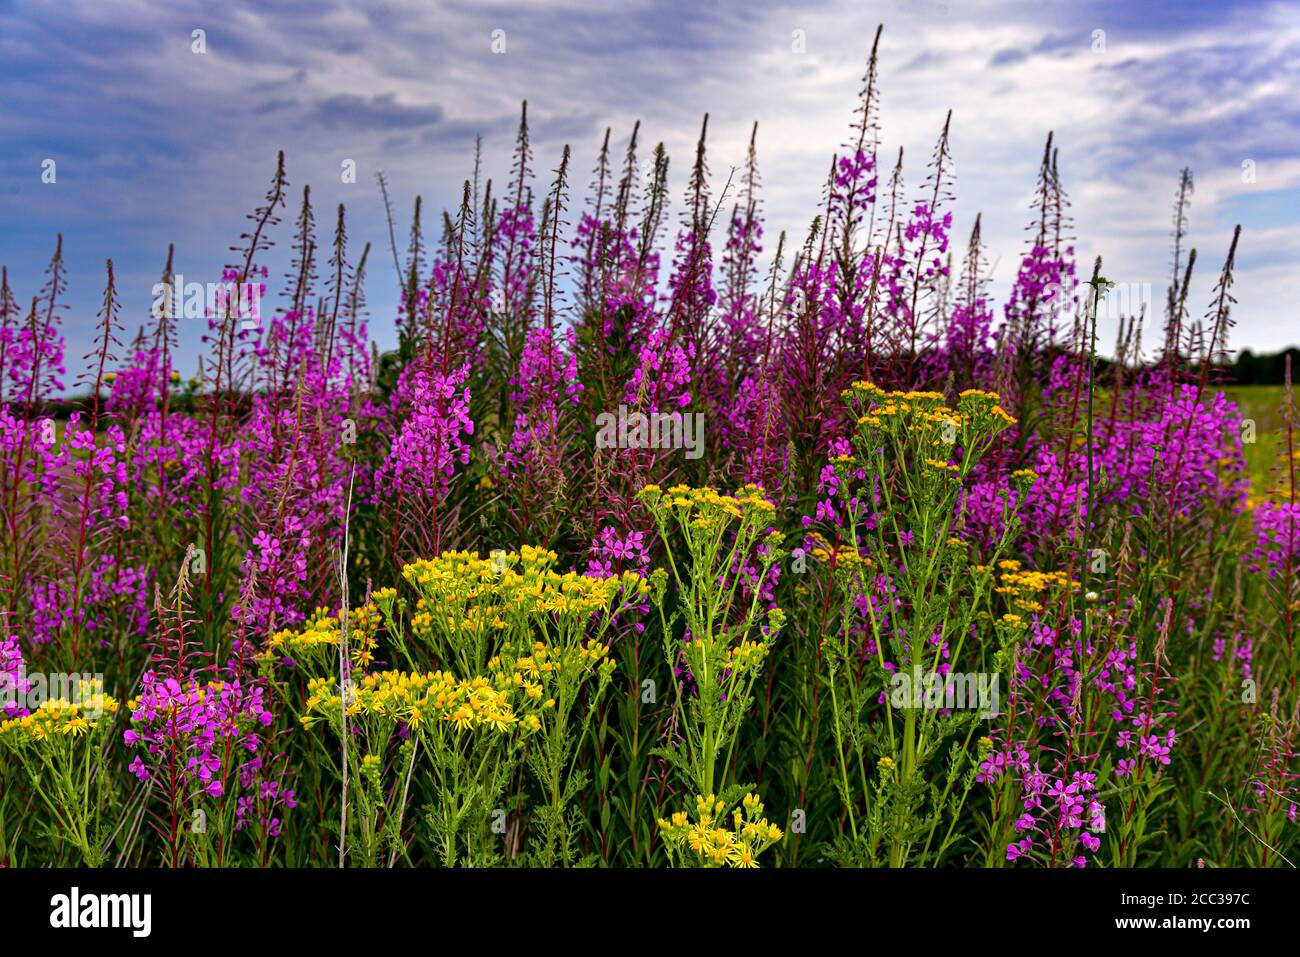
[844,382,1015,440]
[979,563,1074,614]
[301,630,616,739]
[639,483,777,521]
[398,548,648,622]
[957,389,1016,424]
[407,601,507,638]
[804,532,872,567]
[261,603,381,669]
[845,382,946,405]
[496,639,614,690]
[844,381,887,400]
[657,792,783,868]
[924,458,961,474]
[851,396,926,428]
[921,408,964,436]
[723,639,769,675]
[0,687,120,746]
[303,669,524,735]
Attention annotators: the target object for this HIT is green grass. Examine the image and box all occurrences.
[1216,384,1293,488]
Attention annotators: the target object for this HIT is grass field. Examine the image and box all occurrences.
[1217,384,1295,489]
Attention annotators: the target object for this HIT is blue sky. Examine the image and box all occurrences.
[2,0,1298,385]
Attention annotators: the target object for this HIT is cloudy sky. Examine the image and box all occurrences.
[2,0,1297,384]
